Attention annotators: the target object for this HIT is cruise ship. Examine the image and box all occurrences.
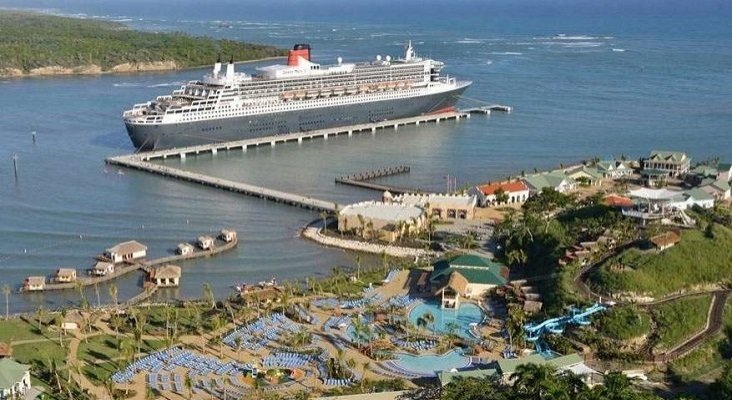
[123,42,471,150]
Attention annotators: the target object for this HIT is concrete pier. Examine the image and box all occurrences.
[124,111,465,162]
[334,165,428,194]
[106,111,464,211]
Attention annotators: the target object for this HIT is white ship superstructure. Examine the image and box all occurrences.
[123,42,471,150]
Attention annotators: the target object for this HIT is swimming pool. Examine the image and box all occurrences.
[390,350,471,376]
[408,301,484,339]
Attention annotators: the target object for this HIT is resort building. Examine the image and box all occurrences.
[0,358,32,399]
[497,353,598,386]
[684,188,715,209]
[523,172,576,194]
[176,242,195,256]
[642,150,691,177]
[685,164,721,186]
[390,192,477,220]
[563,166,603,187]
[650,231,681,251]
[150,265,181,287]
[219,229,237,243]
[197,235,215,250]
[469,180,530,207]
[104,240,147,263]
[700,179,731,200]
[54,267,77,283]
[595,160,633,179]
[22,276,45,291]
[337,201,425,242]
[91,261,115,276]
[430,255,508,309]
[603,194,633,209]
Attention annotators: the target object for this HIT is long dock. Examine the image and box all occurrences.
[334,165,428,194]
[22,237,238,292]
[107,111,465,211]
[107,157,341,212]
[122,111,466,162]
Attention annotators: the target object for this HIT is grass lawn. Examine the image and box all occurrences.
[12,339,69,367]
[669,337,726,382]
[78,334,166,364]
[652,294,712,352]
[0,318,53,342]
[593,225,732,297]
[83,361,118,386]
[598,305,652,341]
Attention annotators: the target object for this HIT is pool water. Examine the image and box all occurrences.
[408,301,484,338]
[394,350,471,376]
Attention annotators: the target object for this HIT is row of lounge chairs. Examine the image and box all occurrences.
[340,293,380,309]
[322,378,353,386]
[324,315,351,330]
[391,337,437,351]
[223,313,299,351]
[262,352,313,368]
[382,269,400,283]
[378,360,429,378]
[387,294,416,308]
[312,297,339,309]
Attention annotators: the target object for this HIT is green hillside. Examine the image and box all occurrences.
[591,224,732,297]
[0,12,286,72]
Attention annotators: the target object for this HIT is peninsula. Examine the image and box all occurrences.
[0,12,286,78]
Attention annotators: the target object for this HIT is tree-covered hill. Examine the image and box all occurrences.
[0,12,286,74]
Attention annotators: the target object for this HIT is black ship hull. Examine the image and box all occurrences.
[125,84,469,151]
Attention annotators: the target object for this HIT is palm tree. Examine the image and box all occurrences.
[202,283,216,309]
[354,255,362,281]
[108,282,118,309]
[184,374,194,399]
[511,363,557,399]
[319,210,329,234]
[421,311,435,332]
[94,282,101,308]
[57,308,67,348]
[35,305,45,331]
[233,336,243,362]
[2,284,10,320]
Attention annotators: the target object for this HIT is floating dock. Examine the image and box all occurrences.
[462,104,513,115]
[335,165,429,195]
[107,111,465,210]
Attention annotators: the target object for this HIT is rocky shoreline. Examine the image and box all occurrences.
[0,57,284,79]
[300,224,439,259]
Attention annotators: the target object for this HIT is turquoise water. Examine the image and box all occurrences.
[0,0,730,312]
[394,350,471,376]
[409,301,484,338]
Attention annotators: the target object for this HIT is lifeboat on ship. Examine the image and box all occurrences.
[359,85,370,93]
[295,91,307,99]
[346,86,358,94]
[333,87,346,96]
[282,92,295,101]
[387,81,398,90]
[306,90,319,99]
[377,83,387,91]
[319,89,332,97]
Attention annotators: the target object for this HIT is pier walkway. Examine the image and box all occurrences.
[23,237,238,292]
[123,111,466,162]
[107,111,465,211]
[334,165,429,195]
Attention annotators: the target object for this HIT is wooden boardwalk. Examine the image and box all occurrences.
[22,237,238,292]
[334,165,428,195]
[107,111,465,211]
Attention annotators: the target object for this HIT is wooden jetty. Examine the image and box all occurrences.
[335,165,430,195]
[20,236,238,293]
[106,111,465,211]
[462,104,513,115]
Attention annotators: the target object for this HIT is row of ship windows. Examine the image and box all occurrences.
[173,90,422,121]
[172,89,420,115]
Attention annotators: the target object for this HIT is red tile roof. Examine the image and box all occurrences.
[603,194,633,208]
[478,181,529,195]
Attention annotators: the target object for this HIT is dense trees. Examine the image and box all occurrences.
[399,367,666,400]
[0,12,286,72]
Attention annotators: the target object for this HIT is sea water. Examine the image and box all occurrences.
[0,0,730,312]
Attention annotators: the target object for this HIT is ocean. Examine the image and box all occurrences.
[0,0,730,313]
